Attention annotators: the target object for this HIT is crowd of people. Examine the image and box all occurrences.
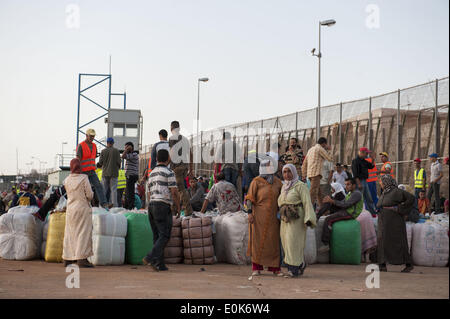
[1,123,448,274]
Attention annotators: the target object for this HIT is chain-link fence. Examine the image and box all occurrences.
[141,77,449,194]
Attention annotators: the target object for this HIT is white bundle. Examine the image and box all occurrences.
[304,227,317,265]
[0,206,43,260]
[405,221,414,254]
[213,211,250,265]
[430,213,449,231]
[412,222,449,267]
[92,213,127,237]
[314,216,329,263]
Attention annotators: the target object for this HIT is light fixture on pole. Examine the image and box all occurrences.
[196,77,209,175]
[312,19,336,141]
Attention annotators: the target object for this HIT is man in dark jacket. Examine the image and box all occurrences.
[351,147,377,215]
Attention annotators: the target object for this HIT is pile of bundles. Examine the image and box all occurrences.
[0,206,43,260]
[182,215,215,265]
[164,216,183,264]
[213,211,250,265]
[89,211,127,265]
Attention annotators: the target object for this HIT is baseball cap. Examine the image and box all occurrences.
[379,152,389,157]
[428,153,438,158]
[359,147,369,152]
[107,137,114,144]
[414,158,421,163]
[86,128,96,136]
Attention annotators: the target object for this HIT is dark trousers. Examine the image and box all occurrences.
[427,183,441,213]
[117,188,124,207]
[321,210,352,245]
[223,167,239,188]
[125,175,138,209]
[36,186,66,220]
[145,201,173,266]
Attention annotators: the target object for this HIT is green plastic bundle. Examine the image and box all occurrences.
[330,219,361,265]
[123,213,153,265]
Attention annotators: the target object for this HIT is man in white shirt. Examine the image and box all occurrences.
[332,163,348,188]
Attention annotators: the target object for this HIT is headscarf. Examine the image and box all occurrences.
[380,174,398,194]
[70,158,82,174]
[259,158,276,184]
[331,182,345,197]
[281,164,299,195]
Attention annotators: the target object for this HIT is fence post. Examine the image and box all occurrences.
[369,97,373,151]
[396,89,400,182]
[435,79,440,155]
[339,102,343,163]
[295,112,298,140]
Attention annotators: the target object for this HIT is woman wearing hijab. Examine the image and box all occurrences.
[278,164,316,278]
[246,158,283,276]
[317,182,346,218]
[62,158,95,268]
[376,175,415,272]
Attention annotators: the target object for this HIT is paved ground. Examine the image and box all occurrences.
[0,259,448,299]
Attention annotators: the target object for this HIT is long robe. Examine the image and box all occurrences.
[246,176,282,268]
[376,188,415,265]
[62,173,94,260]
[277,181,316,267]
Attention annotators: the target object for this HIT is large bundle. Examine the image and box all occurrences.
[88,212,127,265]
[315,216,329,263]
[304,227,317,265]
[330,219,361,265]
[412,222,449,267]
[213,211,250,265]
[0,206,43,260]
[45,212,66,262]
[123,212,153,265]
[405,221,414,254]
[164,217,183,264]
[182,216,215,265]
[41,220,49,258]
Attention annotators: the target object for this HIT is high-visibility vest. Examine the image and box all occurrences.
[345,191,364,219]
[380,161,395,179]
[96,168,102,182]
[118,169,126,189]
[366,158,378,182]
[78,141,97,172]
[414,168,425,189]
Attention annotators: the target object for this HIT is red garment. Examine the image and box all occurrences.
[418,198,430,214]
[252,262,280,273]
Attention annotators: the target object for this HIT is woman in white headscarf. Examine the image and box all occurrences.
[317,182,346,218]
[277,164,316,278]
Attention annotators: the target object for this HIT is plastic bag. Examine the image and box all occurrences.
[55,195,67,211]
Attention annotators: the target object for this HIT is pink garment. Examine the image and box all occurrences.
[357,210,377,253]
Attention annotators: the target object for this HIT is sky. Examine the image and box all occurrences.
[0,0,448,175]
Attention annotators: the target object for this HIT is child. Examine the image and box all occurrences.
[417,190,431,216]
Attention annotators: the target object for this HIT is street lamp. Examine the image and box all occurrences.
[61,142,68,166]
[196,77,209,175]
[312,19,336,141]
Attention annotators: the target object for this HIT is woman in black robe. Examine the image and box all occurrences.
[376,175,415,273]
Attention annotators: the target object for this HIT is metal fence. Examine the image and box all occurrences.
[141,77,449,191]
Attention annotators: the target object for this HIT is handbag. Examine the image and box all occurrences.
[279,203,302,223]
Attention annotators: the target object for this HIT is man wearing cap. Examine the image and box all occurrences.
[351,147,377,216]
[413,158,427,199]
[98,137,121,207]
[76,129,108,208]
[427,153,443,214]
[379,152,394,178]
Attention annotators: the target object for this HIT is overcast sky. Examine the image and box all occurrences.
[0,0,448,175]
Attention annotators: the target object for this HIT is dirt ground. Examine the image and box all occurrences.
[0,259,448,299]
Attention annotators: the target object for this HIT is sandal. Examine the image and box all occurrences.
[283,271,295,278]
[401,265,414,273]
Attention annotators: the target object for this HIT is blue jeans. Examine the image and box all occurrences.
[102,176,118,207]
[146,201,173,266]
[85,171,107,206]
[223,167,239,188]
[360,179,377,215]
[367,181,378,206]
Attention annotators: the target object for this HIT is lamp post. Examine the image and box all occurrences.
[61,142,68,166]
[196,77,209,175]
[312,19,336,141]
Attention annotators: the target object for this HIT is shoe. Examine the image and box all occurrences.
[299,263,307,276]
[251,271,261,276]
[63,260,75,267]
[158,264,169,271]
[77,259,94,268]
[142,257,159,272]
[379,264,387,272]
[401,265,414,273]
[318,245,330,254]
[283,271,296,278]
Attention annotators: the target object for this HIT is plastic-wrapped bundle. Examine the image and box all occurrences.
[0,206,43,260]
[405,221,414,254]
[123,212,153,265]
[314,216,329,263]
[304,227,317,265]
[412,222,449,267]
[89,213,128,265]
[164,217,183,264]
[213,211,250,265]
[88,235,126,265]
[182,216,215,265]
[92,207,108,215]
[41,219,49,258]
[45,212,66,262]
[330,219,361,265]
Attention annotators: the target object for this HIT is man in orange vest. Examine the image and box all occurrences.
[379,152,395,178]
[366,151,378,206]
[76,128,108,208]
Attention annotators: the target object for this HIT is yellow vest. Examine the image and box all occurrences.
[118,170,126,189]
[96,168,102,182]
[414,168,425,189]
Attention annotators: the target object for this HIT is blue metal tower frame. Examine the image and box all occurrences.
[76,73,127,148]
